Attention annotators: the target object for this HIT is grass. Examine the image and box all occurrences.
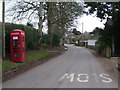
[2,50,51,72]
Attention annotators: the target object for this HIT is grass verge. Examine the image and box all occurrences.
[2,50,50,72]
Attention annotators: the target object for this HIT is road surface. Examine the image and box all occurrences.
[3,44,118,88]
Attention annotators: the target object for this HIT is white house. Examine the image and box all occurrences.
[88,40,97,46]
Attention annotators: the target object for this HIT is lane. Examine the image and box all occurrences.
[3,45,118,88]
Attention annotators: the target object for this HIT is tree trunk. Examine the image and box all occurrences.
[2,1,5,59]
[61,24,65,46]
[60,3,65,46]
[47,2,56,48]
[38,2,43,44]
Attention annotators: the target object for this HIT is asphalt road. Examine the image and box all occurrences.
[3,44,118,88]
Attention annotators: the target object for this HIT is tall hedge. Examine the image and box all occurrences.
[0,23,2,58]
[41,34,60,47]
[5,23,39,56]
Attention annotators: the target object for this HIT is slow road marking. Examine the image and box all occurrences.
[59,73,112,83]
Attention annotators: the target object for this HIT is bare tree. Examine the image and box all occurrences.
[7,1,45,43]
[46,2,58,48]
[8,1,83,47]
[46,2,83,46]
[58,2,83,46]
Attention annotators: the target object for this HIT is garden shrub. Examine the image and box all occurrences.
[5,23,39,56]
[42,33,60,47]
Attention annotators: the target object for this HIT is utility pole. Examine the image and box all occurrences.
[82,22,85,47]
[82,22,83,34]
[2,0,5,59]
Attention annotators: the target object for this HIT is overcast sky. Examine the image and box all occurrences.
[0,1,106,33]
[0,2,2,22]
[75,14,106,33]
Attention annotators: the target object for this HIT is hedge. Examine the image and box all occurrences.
[41,34,61,47]
[4,23,39,56]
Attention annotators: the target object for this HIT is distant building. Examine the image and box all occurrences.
[81,31,91,40]
[88,40,97,46]
[65,31,76,44]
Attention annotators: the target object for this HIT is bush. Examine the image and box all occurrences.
[41,34,60,47]
[68,38,76,44]
[42,34,50,46]
[52,34,60,47]
[5,23,39,56]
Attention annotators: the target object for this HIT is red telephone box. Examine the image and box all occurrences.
[10,29,26,62]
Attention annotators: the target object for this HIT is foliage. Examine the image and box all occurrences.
[5,23,39,56]
[52,34,61,47]
[42,34,51,46]
[72,28,81,35]
[7,2,44,44]
[42,34,61,47]
[27,22,33,27]
[7,2,83,47]
[84,2,119,20]
[85,2,120,56]
[45,2,83,47]
[69,38,76,44]
[89,27,101,35]
[89,27,103,40]
[95,26,112,55]
[3,50,50,71]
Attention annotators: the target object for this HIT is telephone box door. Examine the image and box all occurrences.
[10,29,26,62]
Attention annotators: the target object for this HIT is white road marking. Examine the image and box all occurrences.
[59,73,75,82]
[77,73,89,82]
[100,74,112,83]
[59,73,113,83]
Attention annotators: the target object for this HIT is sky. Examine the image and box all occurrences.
[0,1,106,33]
[75,14,106,33]
[0,2,2,22]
